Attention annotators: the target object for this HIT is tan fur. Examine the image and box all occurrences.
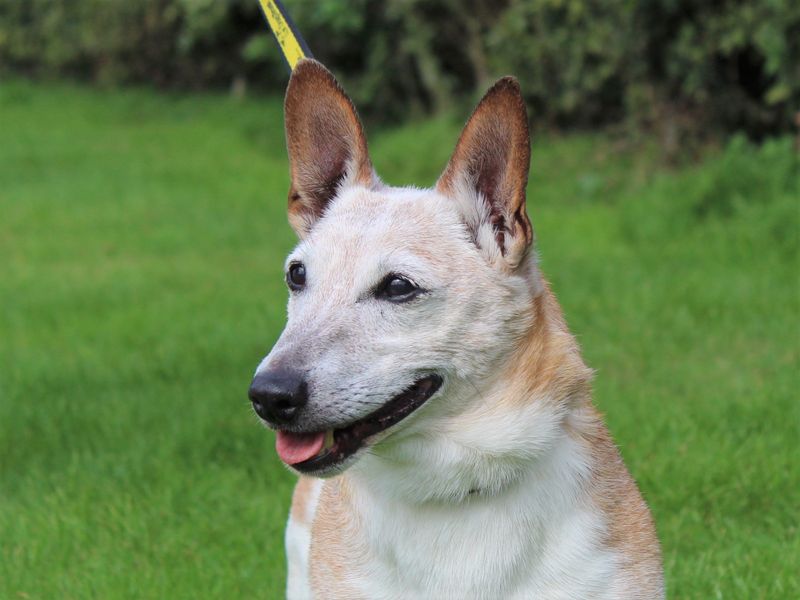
[576,413,664,593]
[509,282,663,591]
[308,478,363,598]
[290,476,317,526]
[502,281,594,406]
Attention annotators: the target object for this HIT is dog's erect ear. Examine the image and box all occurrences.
[436,77,533,270]
[284,59,375,237]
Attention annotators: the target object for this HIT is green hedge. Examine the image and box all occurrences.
[1,0,797,137]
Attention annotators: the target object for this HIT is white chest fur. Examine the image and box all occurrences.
[285,432,647,600]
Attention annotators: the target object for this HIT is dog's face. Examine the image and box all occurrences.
[250,60,539,477]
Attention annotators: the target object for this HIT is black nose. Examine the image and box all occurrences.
[248,369,309,425]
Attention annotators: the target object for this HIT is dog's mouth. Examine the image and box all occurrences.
[274,374,443,474]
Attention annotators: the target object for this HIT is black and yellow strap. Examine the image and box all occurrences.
[257,0,313,71]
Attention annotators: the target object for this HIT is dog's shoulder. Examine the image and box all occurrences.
[285,476,323,599]
[308,477,367,597]
[286,476,366,598]
[575,411,665,598]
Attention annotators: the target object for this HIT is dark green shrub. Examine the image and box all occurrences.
[0,0,796,138]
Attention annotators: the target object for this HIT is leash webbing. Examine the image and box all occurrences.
[257,0,313,71]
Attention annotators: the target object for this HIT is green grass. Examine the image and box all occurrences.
[1,80,797,598]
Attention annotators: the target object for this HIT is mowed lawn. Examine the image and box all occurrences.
[1,80,797,598]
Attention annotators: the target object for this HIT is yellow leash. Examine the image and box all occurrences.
[257,0,312,70]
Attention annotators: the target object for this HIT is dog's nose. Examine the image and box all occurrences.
[248,369,309,425]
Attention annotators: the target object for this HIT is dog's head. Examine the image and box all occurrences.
[250,60,541,477]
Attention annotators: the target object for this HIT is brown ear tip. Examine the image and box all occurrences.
[487,76,522,97]
[476,76,528,125]
[496,75,521,88]
[287,59,337,92]
[480,76,525,110]
[292,58,327,75]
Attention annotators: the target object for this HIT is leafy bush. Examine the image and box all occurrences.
[0,0,286,87]
[0,0,797,138]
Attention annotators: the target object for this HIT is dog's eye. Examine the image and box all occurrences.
[376,274,420,302]
[286,262,306,291]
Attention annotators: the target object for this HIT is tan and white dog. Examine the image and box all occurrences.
[248,59,664,599]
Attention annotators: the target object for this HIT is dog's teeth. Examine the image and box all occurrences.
[324,430,335,450]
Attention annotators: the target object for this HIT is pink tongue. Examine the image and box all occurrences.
[275,430,326,465]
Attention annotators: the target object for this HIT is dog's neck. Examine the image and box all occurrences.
[347,282,597,505]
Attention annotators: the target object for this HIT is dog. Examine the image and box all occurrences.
[248,58,664,599]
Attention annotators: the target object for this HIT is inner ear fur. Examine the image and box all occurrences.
[436,77,533,268]
[284,59,374,237]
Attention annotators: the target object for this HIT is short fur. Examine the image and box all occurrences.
[255,59,664,599]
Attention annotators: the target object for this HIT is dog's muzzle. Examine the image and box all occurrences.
[249,372,443,475]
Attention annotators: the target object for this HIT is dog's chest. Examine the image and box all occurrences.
[292,477,624,599]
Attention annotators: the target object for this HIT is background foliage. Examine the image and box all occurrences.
[1,0,798,139]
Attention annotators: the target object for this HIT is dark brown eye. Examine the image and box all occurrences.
[287,262,306,290]
[376,274,420,302]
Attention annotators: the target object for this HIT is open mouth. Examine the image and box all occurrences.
[275,374,443,474]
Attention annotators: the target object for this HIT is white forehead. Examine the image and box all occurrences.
[287,186,477,285]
